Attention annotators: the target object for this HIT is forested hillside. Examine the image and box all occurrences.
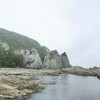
[0,28,47,61]
[0,46,24,67]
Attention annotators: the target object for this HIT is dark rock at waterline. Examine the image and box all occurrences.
[97,74,100,79]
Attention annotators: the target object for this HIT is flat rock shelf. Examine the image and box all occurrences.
[0,67,100,100]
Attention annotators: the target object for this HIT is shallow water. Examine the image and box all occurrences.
[28,74,100,100]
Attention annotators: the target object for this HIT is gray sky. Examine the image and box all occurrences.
[0,0,100,67]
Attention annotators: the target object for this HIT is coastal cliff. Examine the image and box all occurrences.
[0,28,71,69]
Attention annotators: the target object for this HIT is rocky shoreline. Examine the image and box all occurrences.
[0,68,46,100]
[0,67,100,100]
[42,67,100,78]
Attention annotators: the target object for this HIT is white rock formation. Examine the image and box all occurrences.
[15,48,42,69]
[43,50,61,69]
[43,50,71,69]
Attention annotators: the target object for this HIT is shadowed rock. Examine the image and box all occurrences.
[61,52,71,68]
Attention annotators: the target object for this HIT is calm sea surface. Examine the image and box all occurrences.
[28,74,100,100]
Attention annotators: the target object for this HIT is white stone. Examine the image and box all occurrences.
[15,48,42,69]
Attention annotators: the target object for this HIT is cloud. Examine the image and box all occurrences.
[0,0,100,67]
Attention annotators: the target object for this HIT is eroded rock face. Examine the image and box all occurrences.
[43,50,71,69]
[43,50,61,69]
[61,52,71,68]
[15,48,42,69]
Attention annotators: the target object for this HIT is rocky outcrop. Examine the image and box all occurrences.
[0,41,71,69]
[43,50,71,69]
[15,48,42,69]
[43,50,61,69]
[61,52,71,68]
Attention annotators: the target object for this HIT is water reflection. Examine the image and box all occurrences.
[28,75,100,100]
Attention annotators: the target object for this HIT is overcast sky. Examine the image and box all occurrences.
[0,0,100,67]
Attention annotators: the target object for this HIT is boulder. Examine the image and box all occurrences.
[15,48,42,69]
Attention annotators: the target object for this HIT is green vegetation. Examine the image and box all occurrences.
[0,46,24,67]
[0,28,48,61]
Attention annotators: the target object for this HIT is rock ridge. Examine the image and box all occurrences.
[0,41,71,69]
[43,50,71,69]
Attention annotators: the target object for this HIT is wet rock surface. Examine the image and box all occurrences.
[0,68,45,100]
[0,67,100,100]
[42,67,100,78]
[97,74,100,79]
[63,67,100,77]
